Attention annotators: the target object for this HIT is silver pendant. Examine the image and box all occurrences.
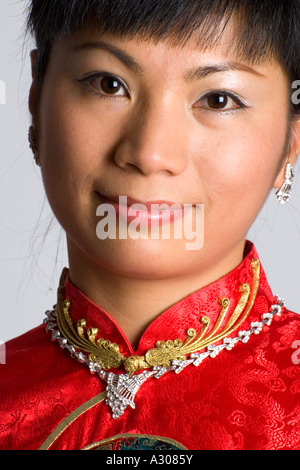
[276,163,295,204]
[100,370,154,419]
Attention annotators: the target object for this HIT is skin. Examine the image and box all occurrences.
[29,23,300,346]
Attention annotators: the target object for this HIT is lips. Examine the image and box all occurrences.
[96,192,187,226]
[99,193,184,209]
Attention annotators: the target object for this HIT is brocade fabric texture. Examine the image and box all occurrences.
[0,241,300,450]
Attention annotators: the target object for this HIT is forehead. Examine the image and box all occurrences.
[59,18,243,57]
[52,21,284,84]
[56,6,281,62]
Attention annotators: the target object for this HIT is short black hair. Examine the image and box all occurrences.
[26,0,300,114]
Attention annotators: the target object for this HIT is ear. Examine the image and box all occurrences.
[273,118,300,189]
[28,49,39,120]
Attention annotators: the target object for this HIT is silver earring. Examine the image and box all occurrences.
[28,125,41,166]
[276,163,294,204]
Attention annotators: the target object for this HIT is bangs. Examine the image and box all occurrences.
[26,0,299,83]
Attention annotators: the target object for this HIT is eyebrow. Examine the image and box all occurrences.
[72,41,265,80]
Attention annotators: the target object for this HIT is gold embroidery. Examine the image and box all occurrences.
[123,355,149,377]
[56,259,260,376]
[81,433,188,450]
[57,288,126,370]
[38,391,107,450]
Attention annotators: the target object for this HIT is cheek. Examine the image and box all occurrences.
[37,90,91,229]
[40,102,97,176]
[38,87,117,220]
[197,113,288,204]
[39,76,124,177]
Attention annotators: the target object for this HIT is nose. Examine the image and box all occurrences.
[113,101,187,176]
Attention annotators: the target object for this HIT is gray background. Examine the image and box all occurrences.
[1,0,299,343]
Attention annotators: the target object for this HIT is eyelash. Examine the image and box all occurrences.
[197,90,247,114]
[78,72,128,100]
[78,73,248,113]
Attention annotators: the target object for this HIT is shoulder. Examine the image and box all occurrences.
[0,324,66,396]
[0,323,80,389]
[2,324,57,371]
[266,308,300,362]
[239,306,300,411]
[0,324,101,450]
[4,324,49,359]
[268,308,300,345]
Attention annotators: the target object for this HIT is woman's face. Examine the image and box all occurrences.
[30,23,297,281]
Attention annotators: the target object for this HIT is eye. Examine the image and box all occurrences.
[79,73,128,97]
[196,91,246,112]
[207,93,230,109]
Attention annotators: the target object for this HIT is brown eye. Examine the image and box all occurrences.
[195,91,246,113]
[207,93,228,109]
[84,74,127,97]
[99,76,122,94]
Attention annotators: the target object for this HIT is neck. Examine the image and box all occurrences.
[67,239,246,347]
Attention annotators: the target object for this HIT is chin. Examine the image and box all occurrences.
[90,238,198,280]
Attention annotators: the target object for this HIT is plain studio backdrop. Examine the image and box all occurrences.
[1,1,300,343]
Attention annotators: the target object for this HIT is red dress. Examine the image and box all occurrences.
[1,241,300,450]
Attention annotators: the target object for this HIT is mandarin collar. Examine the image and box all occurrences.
[63,241,274,357]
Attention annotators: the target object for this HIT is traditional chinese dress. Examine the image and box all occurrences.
[1,241,300,450]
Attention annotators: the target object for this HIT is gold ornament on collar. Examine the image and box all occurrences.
[56,259,260,376]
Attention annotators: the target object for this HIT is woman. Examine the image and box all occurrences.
[0,0,300,450]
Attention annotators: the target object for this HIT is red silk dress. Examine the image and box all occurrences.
[1,241,300,450]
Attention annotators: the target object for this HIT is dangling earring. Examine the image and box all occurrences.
[28,125,41,167]
[276,162,295,204]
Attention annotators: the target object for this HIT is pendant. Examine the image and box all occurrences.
[100,370,154,419]
[276,163,295,204]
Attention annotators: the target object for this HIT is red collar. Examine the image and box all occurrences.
[64,241,274,358]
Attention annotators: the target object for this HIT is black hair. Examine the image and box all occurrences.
[26,0,300,114]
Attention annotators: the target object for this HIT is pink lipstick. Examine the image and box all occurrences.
[96,193,187,227]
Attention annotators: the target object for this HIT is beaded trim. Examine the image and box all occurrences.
[44,296,285,419]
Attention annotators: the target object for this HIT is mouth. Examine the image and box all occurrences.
[95,192,189,226]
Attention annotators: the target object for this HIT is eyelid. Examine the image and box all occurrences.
[78,71,129,96]
[78,74,248,112]
[195,89,248,110]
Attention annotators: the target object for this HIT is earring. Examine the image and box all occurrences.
[276,163,295,204]
[28,125,41,167]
